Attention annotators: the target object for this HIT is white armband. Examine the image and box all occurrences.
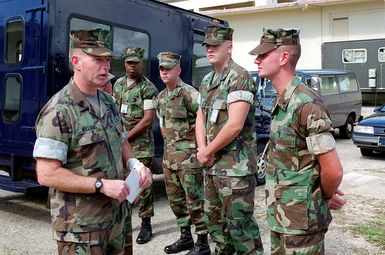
[126,158,145,172]
[306,132,336,155]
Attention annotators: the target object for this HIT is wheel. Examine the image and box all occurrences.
[339,115,354,139]
[360,148,373,157]
[256,152,267,186]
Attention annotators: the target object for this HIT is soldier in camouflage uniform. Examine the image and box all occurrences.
[250,28,346,254]
[113,47,158,245]
[155,52,210,255]
[196,25,264,255]
[33,29,152,255]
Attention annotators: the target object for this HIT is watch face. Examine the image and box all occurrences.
[96,181,102,188]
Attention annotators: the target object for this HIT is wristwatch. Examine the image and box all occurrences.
[94,178,103,193]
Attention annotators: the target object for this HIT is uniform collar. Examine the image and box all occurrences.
[166,79,184,99]
[125,74,143,89]
[272,76,301,113]
[68,78,114,118]
[208,59,234,91]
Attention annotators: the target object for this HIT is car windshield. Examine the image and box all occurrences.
[379,105,385,112]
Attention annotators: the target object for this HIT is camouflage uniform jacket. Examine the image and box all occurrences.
[113,75,158,158]
[34,79,127,234]
[266,76,334,235]
[155,80,200,170]
[199,59,257,176]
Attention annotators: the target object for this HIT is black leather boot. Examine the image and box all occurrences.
[164,226,194,254]
[185,234,211,255]
[136,218,152,244]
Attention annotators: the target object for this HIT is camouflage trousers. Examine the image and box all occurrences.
[270,230,326,255]
[163,167,207,234]
[137,157,154,219]
[204,174,264,255]
[56,204,129,255]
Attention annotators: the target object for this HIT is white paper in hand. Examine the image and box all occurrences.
[125,170,141,204]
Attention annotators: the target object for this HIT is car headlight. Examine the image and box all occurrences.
[355,125,374,134]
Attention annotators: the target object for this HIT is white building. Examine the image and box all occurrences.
[164,0,385,71]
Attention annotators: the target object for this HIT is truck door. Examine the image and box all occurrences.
[0,0,48,158]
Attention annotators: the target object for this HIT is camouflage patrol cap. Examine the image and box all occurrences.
[157,52,181,69]
[202,25,233,46]
[249,28,300,55]
[123,47,145,62]
[70,28,112,57]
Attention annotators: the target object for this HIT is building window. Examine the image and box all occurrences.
[378,47,385,62]
[2,75,22,123]
[342,49,367,63]
[192,43,211,88]
[6,19,23,63]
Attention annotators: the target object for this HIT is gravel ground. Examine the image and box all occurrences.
[1,179,384,255]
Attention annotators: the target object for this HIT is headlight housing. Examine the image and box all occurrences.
[355,125,374,134]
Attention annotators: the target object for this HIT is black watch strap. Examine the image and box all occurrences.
[94,178,103,193]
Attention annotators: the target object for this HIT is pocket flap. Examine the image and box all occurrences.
[171,107,187,118]
[78,131,103,146]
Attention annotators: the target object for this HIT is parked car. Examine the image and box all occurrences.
[352,104,385,156]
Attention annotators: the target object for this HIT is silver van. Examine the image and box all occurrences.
[297,69,362,138]
[252,69,362,139]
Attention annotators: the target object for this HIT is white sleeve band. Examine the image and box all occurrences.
[306,132,336,155]
[126,158,145,171]
[143,99,156,110]
[33,137,68,164]
[227,90,254,105]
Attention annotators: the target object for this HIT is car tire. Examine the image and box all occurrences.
[360,148,373,157]
[339,115,354,139]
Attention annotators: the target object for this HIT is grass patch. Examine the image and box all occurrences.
[351,219,385,248]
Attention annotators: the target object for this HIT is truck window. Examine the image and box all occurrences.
[5,19,23,63]
[338,75,358,93]
[342,48,367,63]
[70,18,150,78]
[112,27,150,77]
[2,75,22,123]
[378,47,385,62]
[192,42,211,88]
[319,76,339,95]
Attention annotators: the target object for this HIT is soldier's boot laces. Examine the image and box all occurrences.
[164,226,194,254]
[185,234,211,255]
[136,218,152,244]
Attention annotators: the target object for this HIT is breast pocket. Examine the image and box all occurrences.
[271,128,299,171]
[77,130,108,173]
[210,100,227,125]
[171,107,189,130]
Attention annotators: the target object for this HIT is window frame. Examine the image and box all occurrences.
[341,48,367,64]
[4,16,25,65]
[2,73,23,124]
[319,75,340,96]
[68,16,151,78]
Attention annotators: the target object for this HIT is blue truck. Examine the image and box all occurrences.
[0,0,227,193]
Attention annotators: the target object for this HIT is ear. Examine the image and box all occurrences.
[279,51,290,66]
[227,41,233,54]
[71,55,81,71]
